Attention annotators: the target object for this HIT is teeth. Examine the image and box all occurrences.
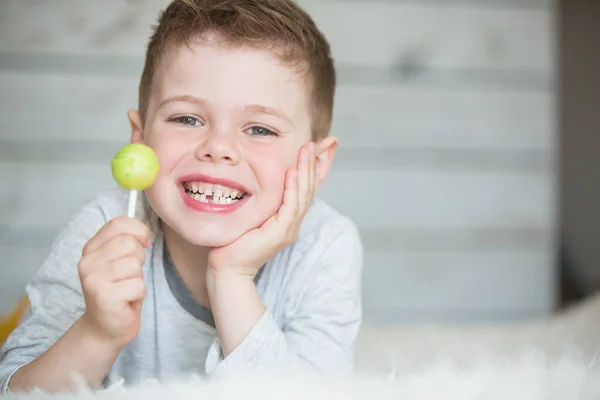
[184,182,247,202]
[186,190,242,205]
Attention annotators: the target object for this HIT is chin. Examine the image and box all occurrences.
[177,224,246,247]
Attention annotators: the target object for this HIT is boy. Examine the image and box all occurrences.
[0,0,363,393]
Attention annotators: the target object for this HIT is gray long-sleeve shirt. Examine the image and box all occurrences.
[0,190,363,393]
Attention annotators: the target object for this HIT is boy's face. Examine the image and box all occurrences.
[129,41,335,247]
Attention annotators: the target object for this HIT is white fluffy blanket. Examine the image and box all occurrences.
[7,295,600,399]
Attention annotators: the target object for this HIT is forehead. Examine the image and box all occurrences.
[151,41,310,118]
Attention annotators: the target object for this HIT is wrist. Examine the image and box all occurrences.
[76,314,124,356]
[206,266,256,299]
[206,263,257,283]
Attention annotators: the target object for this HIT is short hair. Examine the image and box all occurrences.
[139,0,336,140]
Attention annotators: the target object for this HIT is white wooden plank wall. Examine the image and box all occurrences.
[0,0,557,324]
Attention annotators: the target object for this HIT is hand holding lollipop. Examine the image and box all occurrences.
[111,143,160,218]
[67,144,157,357]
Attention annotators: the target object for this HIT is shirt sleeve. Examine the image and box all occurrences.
[0,201,107,394]
[204,218,363,377]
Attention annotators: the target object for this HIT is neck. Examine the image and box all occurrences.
[162,222,211,309]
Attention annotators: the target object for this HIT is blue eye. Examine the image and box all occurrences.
[245,126,278,136]
[170,116,201,127]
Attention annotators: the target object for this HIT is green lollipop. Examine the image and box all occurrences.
[111,143,160,217]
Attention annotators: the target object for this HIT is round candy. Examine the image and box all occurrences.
[111,143,160,191]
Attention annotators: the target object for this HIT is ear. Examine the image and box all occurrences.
[314,136,339,188]
[127,109,145,144]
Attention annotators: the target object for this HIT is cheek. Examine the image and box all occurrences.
[248,146,292,199]
[259,160,287,197]
[144,126,184,175]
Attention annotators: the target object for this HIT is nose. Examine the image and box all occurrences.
[194,129,242,165]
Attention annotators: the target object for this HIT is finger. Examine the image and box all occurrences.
[106,256,144,282]
[306,142,317,211]
[82,255,144,291]
[80,234,146,276]
[295,145,310,214]
[102,234,146,264]
[83,216,150,255]
[296,142,314,218]
[113,278,146,304]
[275,168,299,228]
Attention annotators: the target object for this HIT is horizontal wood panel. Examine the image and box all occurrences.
[321,169,552,229]
[303,1,553,71]
[0,163,552,229]
[0,72,554,151]
[331,86,553,150]
[362,251,555,323]
[0,1,553,72]
[0,246,553,320]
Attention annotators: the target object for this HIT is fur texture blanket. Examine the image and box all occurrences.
[6,295,600,399]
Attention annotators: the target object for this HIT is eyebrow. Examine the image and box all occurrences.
[158,95,207,109]
[158,95,293,126]
[243,104,293,126]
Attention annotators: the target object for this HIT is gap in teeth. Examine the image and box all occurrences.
[188,192,238,205]
[184,182,245,201]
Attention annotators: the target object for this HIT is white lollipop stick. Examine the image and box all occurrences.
[127,189,138,218]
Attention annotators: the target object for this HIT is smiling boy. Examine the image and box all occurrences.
[0,0,363,393]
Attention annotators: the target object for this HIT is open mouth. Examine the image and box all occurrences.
[182,181,249,205]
